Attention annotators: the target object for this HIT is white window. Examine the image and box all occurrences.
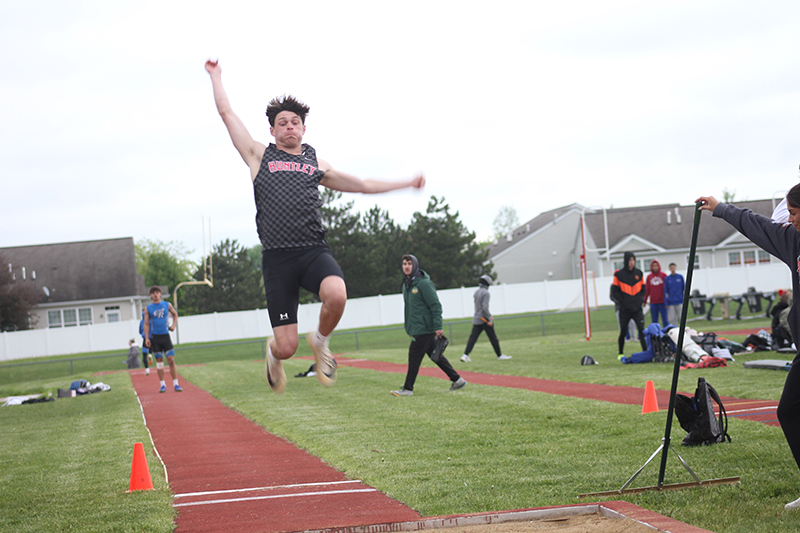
[686,253,700,270]
[105,306,120,323]
[47,310,62,328]
[78,308,92,326]
[728,249,771,267]
[46,308,93,328]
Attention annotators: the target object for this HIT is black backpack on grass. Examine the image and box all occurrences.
[674,377,731,446]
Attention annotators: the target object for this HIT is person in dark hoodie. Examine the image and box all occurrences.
[460,275,511,362]
[644,259,669,327]
[391,254,466,397]
[610,251,647,357]
[698,190,800,510]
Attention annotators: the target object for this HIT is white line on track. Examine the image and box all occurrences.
[726,406,778,415]
[173,488,377,508]
[174,480,364,499]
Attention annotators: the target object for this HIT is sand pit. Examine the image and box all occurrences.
[307,503,710,533]
[444,512,654,533]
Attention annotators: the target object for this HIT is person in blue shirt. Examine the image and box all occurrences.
[144,287,180,393]
[138,311,153,375]
[664,263,686,326]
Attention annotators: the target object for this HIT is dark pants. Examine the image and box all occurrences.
[141,338,149,369]
[618,308,647,354]
[403,333,460,391]
[778,353,800,471]
[463,323,502,357]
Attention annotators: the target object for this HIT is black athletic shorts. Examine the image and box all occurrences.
[262,244,344,327]
[150,333,174,357]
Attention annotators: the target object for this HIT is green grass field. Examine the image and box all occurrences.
[2,307,797,532]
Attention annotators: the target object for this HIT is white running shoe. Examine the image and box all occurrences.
[391,389,413,397]
[449,377,467,391]
[265,340,286,394]
[306,332,336,386]
[498,354,512,360]
[786,495,800,510]
[460,354,471,362]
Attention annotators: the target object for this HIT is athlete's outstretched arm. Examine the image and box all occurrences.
[205,60,265,174]
[318,159,425,194]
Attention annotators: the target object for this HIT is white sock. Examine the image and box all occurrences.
[173,379,179,387]
[159,380,166,387]
[314,331,329,345]
[786,495,800,510]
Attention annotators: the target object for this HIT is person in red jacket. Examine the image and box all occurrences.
[644,259,669,327]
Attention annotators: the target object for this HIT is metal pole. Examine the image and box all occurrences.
[657,202,703,488]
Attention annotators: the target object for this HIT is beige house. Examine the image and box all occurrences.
[487,199,781,284]
[1,238,157,330]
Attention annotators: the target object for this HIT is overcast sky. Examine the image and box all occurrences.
[2,1,799,262]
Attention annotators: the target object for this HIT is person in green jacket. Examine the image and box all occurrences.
[391,254,466,397]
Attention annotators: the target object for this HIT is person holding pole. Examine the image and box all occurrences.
[698,190,800,510]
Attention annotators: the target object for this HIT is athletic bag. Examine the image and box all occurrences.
[674,377,731,446]
[429,335,449,363]
[691,332,718,356]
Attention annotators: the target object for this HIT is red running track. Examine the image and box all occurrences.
[130,371,421,533]
[335,357,781,427]
[128,355,779,532]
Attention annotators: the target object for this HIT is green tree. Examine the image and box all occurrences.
[722,188,736,203]
[405,196,495,290]
[179,239,264,315]
[320,189,411,298]
[0,254,40,331]
[358,205,408,296]
[135,239,196,298]
[492,205,519,238]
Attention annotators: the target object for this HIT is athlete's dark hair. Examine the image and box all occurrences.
[787,183,800,209]
[266,95,310,126]
[149,286,161,294]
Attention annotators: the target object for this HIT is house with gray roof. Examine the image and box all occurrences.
[487,199,782,284]
[0,238,155,330]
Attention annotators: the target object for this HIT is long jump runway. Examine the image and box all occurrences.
[130,371,422,533]
[129,358,777,532]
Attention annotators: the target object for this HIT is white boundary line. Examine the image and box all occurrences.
[174,488,377,508]
[174,480,364,499]
[726,406,778,415]
[133,389,169,484]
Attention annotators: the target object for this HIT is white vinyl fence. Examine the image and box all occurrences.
[1,263,791,361]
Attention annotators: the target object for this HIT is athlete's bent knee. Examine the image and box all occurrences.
[273,337,299,359]
[156,361,165,370]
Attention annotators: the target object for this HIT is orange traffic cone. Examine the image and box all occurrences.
[128,442,154,492]
[642,380,659,414]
